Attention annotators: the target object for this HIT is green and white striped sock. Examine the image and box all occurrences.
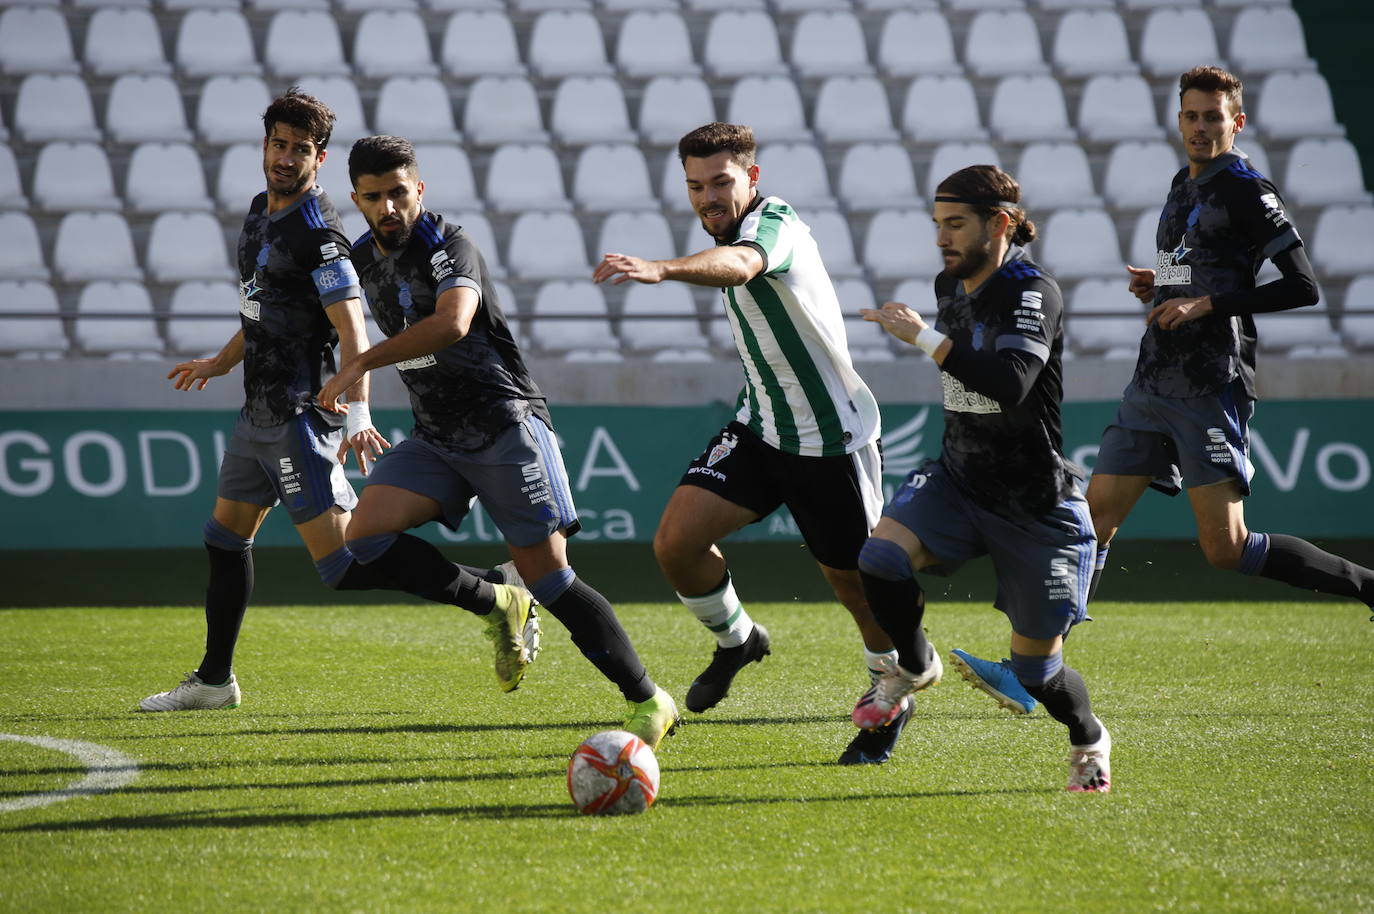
[678,575,753,648]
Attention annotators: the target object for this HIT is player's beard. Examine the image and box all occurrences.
[265,165,310,197]
[944,236,994,280]
[372,217,414,252]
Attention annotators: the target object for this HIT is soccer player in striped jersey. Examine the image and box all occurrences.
[140,94,535,713]
[594,122,902,765]
[316,135,678,749]
[1086,66,1374,615]
[852,165,1110,792]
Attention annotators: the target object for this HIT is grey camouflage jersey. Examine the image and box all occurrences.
[1135,150,1303,399]
[236,185,361,427]
[351,210,550,452]
[934,247,1075,523]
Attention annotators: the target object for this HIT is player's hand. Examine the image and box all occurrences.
[1147,295,1213,330]
[337,425,391,477]
[316,365,362,414]
[593,253,665,285]
[167,357,227,391]
[1126,264,1156,304]
[859,301,927,345]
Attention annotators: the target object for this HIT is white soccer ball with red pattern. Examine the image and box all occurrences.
[566,729,659,815]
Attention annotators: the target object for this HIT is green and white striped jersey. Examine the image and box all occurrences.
[720,196,881,457]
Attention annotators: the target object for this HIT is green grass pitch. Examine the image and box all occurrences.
[1,597,1372,913]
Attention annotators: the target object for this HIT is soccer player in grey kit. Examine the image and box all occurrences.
[141,93,538,713]
[852,165,1110,793]
[317,135,679,749]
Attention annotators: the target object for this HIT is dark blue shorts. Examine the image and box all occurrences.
[364,417,580,548]
[217,408,358,524]
[1093,380,1254,496]
[882,459,1096,640]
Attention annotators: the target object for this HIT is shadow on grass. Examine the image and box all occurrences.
[3,785,1054,832]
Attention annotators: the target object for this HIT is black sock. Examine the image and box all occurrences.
[459,564,505,584]
[358,533,496,614]
[858,570,931,673]
[196,543,253,685]
[1023,666,1100,746]
[542,578,654,702]
[1260,534,1374,605]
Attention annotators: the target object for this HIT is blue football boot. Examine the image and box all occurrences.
[947,649,1037,715]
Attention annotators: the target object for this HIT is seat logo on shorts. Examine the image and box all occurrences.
[521,462,542,484]
[706,434,738,468]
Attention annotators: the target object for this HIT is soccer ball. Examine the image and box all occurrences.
[566,730,659,815]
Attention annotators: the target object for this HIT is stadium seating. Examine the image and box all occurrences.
[1077,74,1165,143]
[196,76,272,145]
[596,210,676,263]
[0,146,28,211]
[1342,275,1374,351]
[1310,205,1374,277]
[32,142,120,212]
[1253,308,1345,358]
[14,74,100,143]
[166,280,241,357]
[726,76,811,144]
[1066,278,1145,358]
[789,11,872,78]
[106,74,194,145]
[441,11,525,77]
[615,11,697,79]
[1016,142,1100,210]
[75,281,163,358]
[901,76,988,143]
[926,142,1002,200]
[84,8,171,77]
[756,143,836,211]
[638,77,715,147]
[988,76,1071,143]
[1051,9,1135,78]
[703,12,786,79]
[293,76,369,148]
[964,10,1048,78]
[1102,141,1178,210]
[551,77,637,146]
[1255,71,1346,141]
[507,211,589,279]
[1138,7,1220,78]
[812,77,899,144]
[528,11,612,79]
[876,10,960,78]
[485,144,570,211]
[375,76,462,143]
[146,212,235,283]
[862,209,940,281]
[572,144,656,213]
[0,280,67,357]
[1039,209,1124,279]
[619,282,710,357]
[1282,138,1373,208]
[174,9,260,77]
[353,11,438,78]
[0,6,79,75]
[126,142,214,213]
[836,143,923,212]
[265,11,349,78]
[0,214,50,281]
[1228,6,1315,74]
[805,209,863,279]
[462,76,545,146]
[528,280,620,359]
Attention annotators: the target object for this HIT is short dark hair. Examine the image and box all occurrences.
[1179,65,1244,116]
[263,87,335,151]
[935,164,1037,246]
[678,122,756,169]
[348,135,419,187]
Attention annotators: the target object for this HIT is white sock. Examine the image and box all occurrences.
[678,576,754,648]
[864,647,899,685]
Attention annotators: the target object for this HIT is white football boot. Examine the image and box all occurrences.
[139,672,241,711]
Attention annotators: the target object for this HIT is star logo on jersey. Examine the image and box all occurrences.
[1155,234,1193,286]
[1170,236,1191,265]
[238,274,263,321]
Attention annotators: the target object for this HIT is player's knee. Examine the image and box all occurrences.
[203,518,252,554]
[1199,536,1244,571]
[347,531,398,565]
[857,537,913,582]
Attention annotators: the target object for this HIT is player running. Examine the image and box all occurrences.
[140,92,535,713]
[853,165,1110,793]
[593,122,903,765]
[315,135,678,749]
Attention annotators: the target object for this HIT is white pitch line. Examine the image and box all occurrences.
[0,734,140,813]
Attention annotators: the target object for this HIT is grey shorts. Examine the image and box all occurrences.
[882,460,1096,640]
[1093,380,1254,496]
[217,408,358,524]
[364,416,580,548]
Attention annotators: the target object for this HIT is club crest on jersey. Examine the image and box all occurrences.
[706,434,738,467]
[1156,235,1193,286]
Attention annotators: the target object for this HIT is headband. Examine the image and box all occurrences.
[934,194,1021,210]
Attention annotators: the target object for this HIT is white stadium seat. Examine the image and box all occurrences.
[620,282,709,355]
[813,77,899,144]
[462,76,546,146]
[837,143,923,212]
[1310,206,1374,278]
[125,142,214,213]
[375,76,462,143]
[638,77,716,147]
[901,75,987,143]
[0,280,67,356]
[75,281,162,357]
[1051,9,1135,78]
[215,143,266,212]
[551,77,637,146]
[1138,7,1220,79]
[726,76,811,144]
[146,211,234,283]
[877,10,960,78]
[1077,74,1164,143]
[442,11,525,77]
[1066,278,1145,358]
[1039,208,1123,279]
[106,74,193,145]
[1016,142,1100,210]
[756,143,835,211]
[0,144,28,211]
[1255,70,1345,141]
[32,142,121,212]
[0,213,50,281]
[412,144,480,214]
[1102,141,1178,210]
[660,151,696,213]
[529,280,619,358]
[175,9,260,77]
[442,211,503,277]
[166,280,241,356]
[862,208,940,281]
[789,11,873,78]
[292,76,368,149]
[484,144,570,211]
[1341,275,1374,351]
[703,12,787,79]
[354,11,438,79]
[596,210,676,263]
[528,11,612,79]
[14,74,101,143]
[965,11,1048,78]
[197,76,272,145]
[1282,138,1372,209]
[805,210,862,279]
[84,7,171,76]
[1253,309,1344,357]
[616,11,698,79]
[0,6,79,75]
[1128,206,1160,269]
[1228,6,1315,75]
[988,75,1071,143]
[925,141,1002,200]
[265,11,350,78]
[507,211,589,279]
[572,144,656,213]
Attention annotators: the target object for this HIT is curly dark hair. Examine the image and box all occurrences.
[935,164,1036,245]
[1179,65,1244,116]
[348,135,418,186]
[678,122,756,169]
[262,87,336,151]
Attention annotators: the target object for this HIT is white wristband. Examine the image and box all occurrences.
[914,327,948,357]
[345,401,373,439]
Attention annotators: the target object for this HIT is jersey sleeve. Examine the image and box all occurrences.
[1227,174,1304,261]
[301,224,363,308]
[732,199,799,275]
[994,275,1061,366]
[428,230,484,301]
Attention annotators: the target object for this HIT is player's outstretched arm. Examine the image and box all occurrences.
[593,245,763,288]
[167,329,244,391]
[323,296,390,475]
[860,302,951,362]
